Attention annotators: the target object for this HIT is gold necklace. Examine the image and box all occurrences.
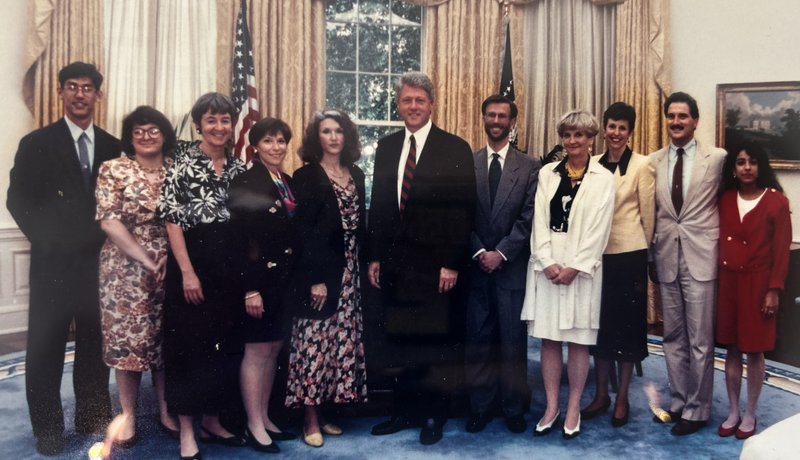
[566,163,586,180]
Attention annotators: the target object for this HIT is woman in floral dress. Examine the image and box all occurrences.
[286,109,368,448]
[156,93,246,459]
[96,106,178,447]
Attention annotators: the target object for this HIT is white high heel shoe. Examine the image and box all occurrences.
[562,414,581,439]
[533,410,560,436]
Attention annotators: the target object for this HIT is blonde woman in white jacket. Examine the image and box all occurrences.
[521,110,615,440]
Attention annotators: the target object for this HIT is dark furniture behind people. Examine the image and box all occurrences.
[7,96,120,454]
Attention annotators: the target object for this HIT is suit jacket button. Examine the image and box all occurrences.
[742,240,747,245]
[727,236,732,241]
[267,261,277,268]
[285,248,293,255]
[722,261,727,266]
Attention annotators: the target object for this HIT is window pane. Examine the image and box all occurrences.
[326,23,356,71]
[391,1,422,25]
[359,24,389,73]
[359,0,390,24]
[326,72,356,115]
[391,26,421,73]
[356,124,400,208]
[389,80,401,121]
[358,74,389,121]
[326,0,355,21]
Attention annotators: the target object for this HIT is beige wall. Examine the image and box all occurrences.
[0,0,35,229]
[671,0,800,242]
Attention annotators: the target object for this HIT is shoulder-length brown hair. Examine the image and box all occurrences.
[298,109,361,165]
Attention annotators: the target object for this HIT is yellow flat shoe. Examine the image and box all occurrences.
[303,429,324,448]
[321,423,342,436]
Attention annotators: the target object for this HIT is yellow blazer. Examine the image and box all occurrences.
[591,150,655,254]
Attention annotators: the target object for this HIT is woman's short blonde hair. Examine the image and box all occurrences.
[556,110,600,137]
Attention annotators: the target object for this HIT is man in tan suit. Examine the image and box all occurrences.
[650,92,725,436]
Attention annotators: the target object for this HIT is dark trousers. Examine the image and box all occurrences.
[381,267,466,423]
[26,252,111,440]
[464,274,529,416]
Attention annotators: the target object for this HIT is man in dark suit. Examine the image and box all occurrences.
[7,62,120,456]
[368,72,476,445]
[464,95,540,434]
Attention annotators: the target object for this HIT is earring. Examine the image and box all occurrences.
[733,173,737,178]
[196,128,202,135]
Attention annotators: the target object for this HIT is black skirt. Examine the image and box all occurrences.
[163,222,237,415]
[591,249,649,362]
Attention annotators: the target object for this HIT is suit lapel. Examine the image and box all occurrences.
[474,148,491,219]
[54,120,89,192]
[491,149,519,220]
[654,149,678,218]
[684,142,710,211]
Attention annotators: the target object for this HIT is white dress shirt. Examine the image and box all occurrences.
[396,119,432,209]
[64,116,96,168]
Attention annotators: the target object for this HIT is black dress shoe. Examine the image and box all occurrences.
[580,395,611,420]
[505,414,527,434]
[465,412,493,433]
[159,419,180,440]
[611,401,630,428]
[670,419,707,436]
[371,416,413,435]
[653,410,682,424]
[419,419,443,445]
[266,428,297,441]
[244,427,280,453]
[199,426,247,447]
[113,433,138,449]
[35,435,65,456]
[180,451,202,460]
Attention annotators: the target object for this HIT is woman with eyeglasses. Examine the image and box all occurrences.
[157,93,247,459]
[95,106,178,448]
[285,109,368,448]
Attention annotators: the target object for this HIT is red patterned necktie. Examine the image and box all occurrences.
[400,134,417,213]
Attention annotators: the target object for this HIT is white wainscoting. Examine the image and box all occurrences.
[0,227,29,335]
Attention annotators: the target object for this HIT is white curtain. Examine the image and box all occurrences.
[104,0,217,142]
[522,0,616,157]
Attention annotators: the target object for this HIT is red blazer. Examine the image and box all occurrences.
[718,188,792,291]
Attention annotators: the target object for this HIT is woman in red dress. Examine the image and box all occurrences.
[716,141,791,440]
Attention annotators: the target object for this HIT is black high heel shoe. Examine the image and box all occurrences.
[244,427,280,453]
[198,426,246,447]
[179,451,202,460]
[580,395,611,420]
[266,428,297,441]
[611,401,630,428]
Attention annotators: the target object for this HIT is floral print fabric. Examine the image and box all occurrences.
[96,155,171,371]
[285,178,367,406]
[156,141,245,230]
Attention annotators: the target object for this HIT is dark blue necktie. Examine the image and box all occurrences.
[489,152,501,206]
[78,132,91,189]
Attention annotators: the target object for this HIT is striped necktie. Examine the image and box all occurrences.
[400,134,416,213]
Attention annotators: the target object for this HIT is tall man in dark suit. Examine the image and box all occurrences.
[7,62,120,456]
[368,72,476,445]
[464,95,540,434]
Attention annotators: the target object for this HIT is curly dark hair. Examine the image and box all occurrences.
[721,140,783,193]
[298,109,361,165]
[120,106,177,157]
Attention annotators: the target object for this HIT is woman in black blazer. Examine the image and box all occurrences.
[227,118,298,453]
[285,109,368,448]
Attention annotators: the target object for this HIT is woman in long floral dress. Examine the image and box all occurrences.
[286,109,368,448]
[96,106,178,447]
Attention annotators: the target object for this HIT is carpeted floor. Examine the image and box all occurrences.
[1,337,799,459]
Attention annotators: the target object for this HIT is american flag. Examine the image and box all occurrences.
[232,0,260,163]
[499,20,520,150]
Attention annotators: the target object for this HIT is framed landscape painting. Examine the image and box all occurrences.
[716,81,800,169]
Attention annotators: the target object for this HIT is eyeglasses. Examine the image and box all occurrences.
[62,82,97,94]
[132,127,162,139]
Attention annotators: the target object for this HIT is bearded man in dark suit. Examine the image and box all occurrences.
[368,71,476,445]
[7,61,120,456]
[464,95,540,435]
